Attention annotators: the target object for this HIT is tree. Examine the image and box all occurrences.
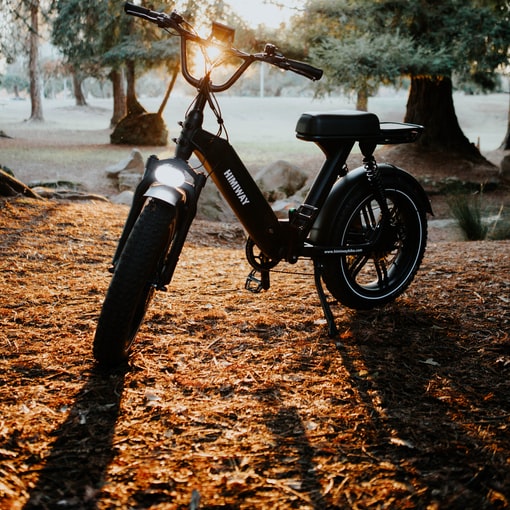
[105,1,181,144]
[27,0,44,121]
[1,0,45,121]
[391,1,509,160]
[295,0,416,111]
[502,90,510,150]
[301,0,510,160]
[52,0,111,108]
[311,32,417,111]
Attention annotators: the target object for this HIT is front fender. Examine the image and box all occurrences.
[309,163,432,243]
[144,184,186,207]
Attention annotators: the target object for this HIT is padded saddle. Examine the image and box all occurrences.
[296,110,423,144]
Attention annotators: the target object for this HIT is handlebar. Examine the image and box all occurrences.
[123,2,322,91]
[124,2,183,28]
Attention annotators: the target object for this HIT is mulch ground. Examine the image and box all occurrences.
[1,196,509,509]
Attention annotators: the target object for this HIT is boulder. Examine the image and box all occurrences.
[106,149,144,178]
[197,179,235,222]
[118,172,142,191]
[111,190,134,205]
[254,160,308,202]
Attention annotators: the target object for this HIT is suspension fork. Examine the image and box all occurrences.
[110,155,161,270]
[157,173,207,289]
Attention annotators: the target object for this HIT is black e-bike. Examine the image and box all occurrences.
[93,3,432,366]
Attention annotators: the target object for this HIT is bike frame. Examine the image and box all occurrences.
[105,2,433,340]
[116,3,430,273]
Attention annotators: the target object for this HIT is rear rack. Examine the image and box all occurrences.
[377,122,423,144]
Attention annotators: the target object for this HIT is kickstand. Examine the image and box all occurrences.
[313,260,339,338]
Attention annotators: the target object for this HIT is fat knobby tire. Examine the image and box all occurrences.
[94,199,176,366]
[322,175,428,310]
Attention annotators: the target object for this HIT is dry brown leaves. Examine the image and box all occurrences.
[0,197,509,509]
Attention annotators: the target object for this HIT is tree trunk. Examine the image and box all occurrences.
[356,85,368,112]
[500,91,510,151]
[405,75,486,162]
[28,0,43,122]
[109,68,126,127]
[72,70,87,106]
[157,64,179,117]
[125,60,146,117]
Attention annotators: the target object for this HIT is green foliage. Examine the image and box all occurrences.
[0,74,29,94]
[300,0,510,94]
[310,32,417,99]
[449,194,510,241]
[448,194,488,241]
[51,0,180,75]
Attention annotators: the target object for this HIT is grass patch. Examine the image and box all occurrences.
[449,192,510,241]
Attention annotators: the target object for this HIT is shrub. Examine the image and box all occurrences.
[448,193,488,241]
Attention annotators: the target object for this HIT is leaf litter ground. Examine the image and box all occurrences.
[0,197,509,509]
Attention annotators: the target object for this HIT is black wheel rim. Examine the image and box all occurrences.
[340,191,422,299]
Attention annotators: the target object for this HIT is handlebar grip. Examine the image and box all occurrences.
[124,2,152,18]
[286,59,323,81]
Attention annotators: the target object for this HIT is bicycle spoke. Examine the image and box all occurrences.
[373,257,389,288]
[348,254,370,279]
[361,202,379,230]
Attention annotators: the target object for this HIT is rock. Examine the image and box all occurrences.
[118,172,142,191]
[197,180,235,222]
[106,149,146,192]
[271,198,302,219]
[255,160,308,202]
[111,190,134,205]
[106,149,145,178]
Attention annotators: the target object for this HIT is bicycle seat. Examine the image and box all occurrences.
[296,110,380,140]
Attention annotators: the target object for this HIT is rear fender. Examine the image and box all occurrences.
[309,163,432,243]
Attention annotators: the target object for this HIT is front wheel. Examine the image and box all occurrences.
[321,178,428,310]
[93,199,177,366]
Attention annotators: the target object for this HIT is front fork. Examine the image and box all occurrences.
[110,155,161,270]
[110,155,206,280]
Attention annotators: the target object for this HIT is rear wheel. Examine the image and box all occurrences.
[321,178,427,310]
[93,199,177,366]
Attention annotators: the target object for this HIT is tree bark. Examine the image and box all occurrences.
[500,91,510,151]
[356,85,368,112]
[28,0,44,122]
[109,68,126,127]
[72,70,87,106]
[404,75,485,162]
[125,60,146,117]
[157,64,179,117]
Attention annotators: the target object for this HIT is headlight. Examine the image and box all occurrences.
[154,163,186,188]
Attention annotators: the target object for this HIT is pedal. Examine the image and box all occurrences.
[245,269,270,293]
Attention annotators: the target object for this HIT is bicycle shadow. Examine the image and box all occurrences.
[23,366,127,509]
[256,299,508,507]
[264,405,327,509]
[333,302,508,505]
